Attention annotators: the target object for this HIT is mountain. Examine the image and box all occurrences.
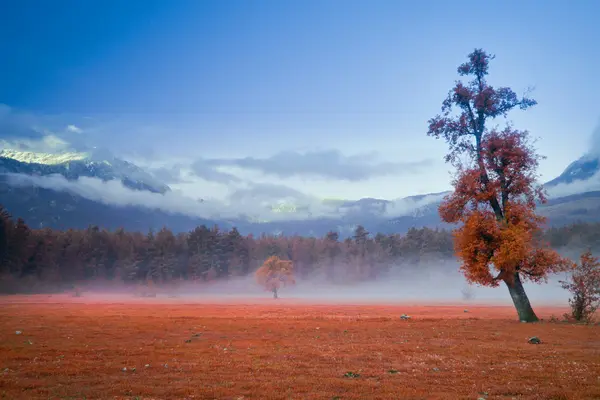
[538,190,600,227]
[0,149,169,193]
[0,179,220,231]
[1,148,600,237]
[545,154,600,187]
[0,150,221,231]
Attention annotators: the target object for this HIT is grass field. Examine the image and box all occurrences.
[1,296,599,400]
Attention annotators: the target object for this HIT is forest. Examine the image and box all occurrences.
[1,204,598,294]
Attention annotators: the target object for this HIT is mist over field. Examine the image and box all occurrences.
[47,258,571,307]
[165,272,569,305]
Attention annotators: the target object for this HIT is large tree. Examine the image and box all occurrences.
[427,49,572,322]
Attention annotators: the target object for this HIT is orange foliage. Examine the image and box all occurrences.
[255,256,296,297]
[440,128,573,287]
[1,299,599,399]
[429,50,573,289]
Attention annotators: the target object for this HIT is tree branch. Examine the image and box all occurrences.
[518,268,543,278]
[492,269,506,282]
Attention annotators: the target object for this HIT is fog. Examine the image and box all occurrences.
[51,261,571,307]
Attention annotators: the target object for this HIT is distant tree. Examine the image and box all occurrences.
[7,218,31,276]
[427,49,572,322]
[0,206,12,273]
[323,231,340,282]
[255,256,295,299]
[560,250,600,323]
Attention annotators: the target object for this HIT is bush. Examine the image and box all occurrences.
[559,250,600,323]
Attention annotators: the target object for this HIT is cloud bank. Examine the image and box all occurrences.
[3,172,447,223]
[203,150,433,181]
[545,170,600,198]
[3,173,341,221]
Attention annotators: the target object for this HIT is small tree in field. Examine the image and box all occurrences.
[428,49,573,322]
[255,256,295,299]
[560,250,600,323]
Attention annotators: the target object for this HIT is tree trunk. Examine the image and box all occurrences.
[504,272,539,322]
[273,287,278,299]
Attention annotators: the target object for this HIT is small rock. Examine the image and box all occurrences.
[432,367,440,372]
[528,336,541,344]
[520,320,527,323]
[131,367,136,372]
[122,367,127,372]
[192,333,202,337]
[15,331,22,335]
[164,363,168,368]
[400,314,411,320]
[185,339,192,343]
[144,364,150,368]
[463,309,469,313]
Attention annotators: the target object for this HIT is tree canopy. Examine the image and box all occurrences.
[427,49,573,322]
[255,256,295,299]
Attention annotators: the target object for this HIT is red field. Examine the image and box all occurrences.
[1,296,599,400]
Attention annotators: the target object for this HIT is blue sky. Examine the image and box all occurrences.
[1,0,600,209]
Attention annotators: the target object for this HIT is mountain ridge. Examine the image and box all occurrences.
[1,149,599,237]
[0,149,170,194]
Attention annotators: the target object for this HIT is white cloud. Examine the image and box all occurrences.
[383,192,449,218]
[204,150,433,182]
[66,124,83,133]
[545,170,600,199]
[3,173,343,221]
[3,172,447,223]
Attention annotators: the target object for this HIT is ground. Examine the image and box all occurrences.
[0,295,599,400]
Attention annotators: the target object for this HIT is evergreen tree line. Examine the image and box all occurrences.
[0,205,598,294]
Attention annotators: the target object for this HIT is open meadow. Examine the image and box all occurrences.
[1,296,599,400]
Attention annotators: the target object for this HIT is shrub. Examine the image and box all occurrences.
[559,250,600,323]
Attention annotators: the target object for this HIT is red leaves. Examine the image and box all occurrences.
[482,127,545,206]
[428,49,537,165]
[559,251,600,322]
[452,82,474,107]
[432,49,569,288]
[457,48,493,77]
[474,86,496,114]
[440,127,546,223]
